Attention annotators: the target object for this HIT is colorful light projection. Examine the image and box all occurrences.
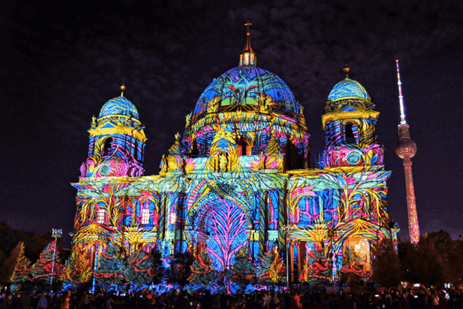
[69,29,398,292]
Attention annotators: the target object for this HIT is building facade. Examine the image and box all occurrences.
[70,32,398,290]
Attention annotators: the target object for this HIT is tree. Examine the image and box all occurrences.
[402,237,446,287]
[339,246,368,286]
[448,239,463,286]
[30,241,64,286]
[0,222,52,263]
[228,245,256,288]
[427,230,462,285]
[0,245,6,283]
[258,246,286,285]
[123,249,156,288]
[371,240,401,287]
[94,244,127,286]
[64,244,93,285]
[187,243,216,286]
[301,242,331,286]
[1,242,23,284]
[10,242,32,291]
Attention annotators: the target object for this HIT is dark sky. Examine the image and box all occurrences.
[1,0,462,248]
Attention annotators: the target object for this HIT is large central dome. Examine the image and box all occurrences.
[191,66,301,122]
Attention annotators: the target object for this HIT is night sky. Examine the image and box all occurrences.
[1,1,462,248]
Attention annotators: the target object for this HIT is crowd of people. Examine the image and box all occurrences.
[0,286,462,309]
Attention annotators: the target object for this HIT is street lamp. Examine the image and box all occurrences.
[327,227,336,283]
[283,224,294,288]
[92,240,100,295]
[50,228,62,292]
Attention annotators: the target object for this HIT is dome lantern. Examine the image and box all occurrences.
[239,21,256,67]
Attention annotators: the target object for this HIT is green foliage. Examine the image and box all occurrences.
[94,244,127,286]
[30,241,64,286]
[11,242,32,287]
[0,241,22,284]
[187,246,216,285]
[401,237,446,287]
[302,243,331,286]
[123,249,155,287]
[228,247,256,288]
[258,247,286,285]
[372,240,401,287]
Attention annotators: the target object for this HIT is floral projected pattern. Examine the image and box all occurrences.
[69,33,398,292]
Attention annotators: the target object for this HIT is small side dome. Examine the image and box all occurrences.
[325,76,375,113]
[99,96,139,119]
[327,77,370,102]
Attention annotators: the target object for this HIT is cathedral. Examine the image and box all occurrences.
[70,27,398,291]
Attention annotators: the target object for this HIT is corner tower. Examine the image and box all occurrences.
[321,66,383,169]
[80,85,147,178]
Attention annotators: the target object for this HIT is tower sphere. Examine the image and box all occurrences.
[396,138,417,159]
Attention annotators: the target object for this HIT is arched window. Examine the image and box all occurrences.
[190,140,199,157]
[103,137,114,156]
[236,136,250,156]
[344,123,357,144]
[284,137,303,170]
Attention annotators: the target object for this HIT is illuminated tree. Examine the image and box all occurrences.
[10,242,32,291]
[228,245,256,288]
[187,244,216,285]
[0,242,23,284]
[31,241,64,286]
[258,246,286,285]
[123,249,156,287]
[301,242,330,286]
[94,244,127,286]
[64,245,93,284]
[371,240,401,287]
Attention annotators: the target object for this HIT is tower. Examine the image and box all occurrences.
[395,60,419,244]
[322,66,383,169]
[80,85,147,178]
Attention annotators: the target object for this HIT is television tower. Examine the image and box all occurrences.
[395,60,420,244]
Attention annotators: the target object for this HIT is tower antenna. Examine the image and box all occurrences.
[396,60,407,125]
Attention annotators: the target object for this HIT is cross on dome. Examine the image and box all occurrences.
[245,21,252,33]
